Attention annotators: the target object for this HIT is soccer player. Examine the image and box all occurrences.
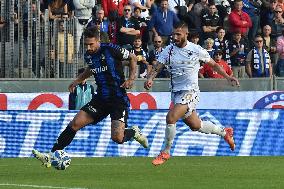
[33,27,148,167]
[144,22,240,166]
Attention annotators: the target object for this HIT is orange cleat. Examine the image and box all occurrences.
[152,151,170,166]
[224,127,235,151]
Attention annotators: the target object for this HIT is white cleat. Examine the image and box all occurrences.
[132,125,149,148]
[32,149,51,168]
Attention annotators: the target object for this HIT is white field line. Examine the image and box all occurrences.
[0,183,88,189]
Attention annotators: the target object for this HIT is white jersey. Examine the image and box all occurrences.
[157,41,211,92]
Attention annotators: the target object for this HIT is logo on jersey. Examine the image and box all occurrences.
[118,110,126,122]
[120,48,130,59]
[88,105,97,113]
[90,66,108,74]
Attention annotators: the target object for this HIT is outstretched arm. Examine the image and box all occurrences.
[144,62,164,90]
[207,58,240,87]
[68,67,92,92]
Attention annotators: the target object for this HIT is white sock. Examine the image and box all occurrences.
[198,121,225,137]
[163,124,176,154]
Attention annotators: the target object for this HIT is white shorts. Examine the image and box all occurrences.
[171,90,200,119]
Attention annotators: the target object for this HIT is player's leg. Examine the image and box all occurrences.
[183,112,235,151]
[32,110,95,167]
[152,103,188,166]
[110,101,148,148]
[51,110,95,152]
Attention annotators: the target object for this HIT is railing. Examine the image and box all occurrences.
[0,0,84,78]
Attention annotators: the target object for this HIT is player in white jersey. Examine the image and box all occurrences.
[144,22,240,166]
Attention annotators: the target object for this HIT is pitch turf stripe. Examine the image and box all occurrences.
[0,183,88,189]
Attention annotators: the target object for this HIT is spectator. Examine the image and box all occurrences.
[96,8,109,33]
[229,31,249,78]
[108,10,120,44]
[48,0,69,20]
[148,35,169,78]
[204,38,215,58]
[68,68,95,110]
[73,0,96,51]
[131,36,149,78]
[129,0,153,18]
[117,5,141,50]
[149,0,180,46]
[228,0,252,40]
[132,7,149,51]
[102,0,128,17]
[242,0,261,47]
[260,0,278,29]
[201,3,221,43]
[92,18,110,43]
[194,0,209,17]
[262,25,277,72]
[276,28,284,76]
[199,49,233,78]
[58,20,74,77]
[189,32,200,45]
[246,35,272,77]
[271,5,284,39]
[184,0,201,35]
[213,27,230,65]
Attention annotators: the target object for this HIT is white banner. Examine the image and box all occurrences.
[0,91,283,110]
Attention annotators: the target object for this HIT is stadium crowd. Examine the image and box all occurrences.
[1,0,284,78]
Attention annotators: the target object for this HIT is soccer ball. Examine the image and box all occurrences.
[51,150,71,170]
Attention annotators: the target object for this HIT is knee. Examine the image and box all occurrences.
[189,121,201,131]
[70,120,81,131]
[111,135,124,144]
[166,113,177,124]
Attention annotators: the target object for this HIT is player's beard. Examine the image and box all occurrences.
[175,37,187,48]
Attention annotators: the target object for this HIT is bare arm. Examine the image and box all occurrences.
[207,58,240,86]
[120,27,141,35]
[144,62,165,89]
[120,52,137,89]
[68,67,92,92]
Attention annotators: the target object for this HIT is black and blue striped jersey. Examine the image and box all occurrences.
[84,43,131,106]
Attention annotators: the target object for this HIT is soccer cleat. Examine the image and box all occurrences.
[132,125,149,148]
[224,127,235,151]
[152,151,170,166]
[32,149,51,168]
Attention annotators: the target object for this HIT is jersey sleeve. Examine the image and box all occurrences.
[111,44,131,60]
[198,46,211,63]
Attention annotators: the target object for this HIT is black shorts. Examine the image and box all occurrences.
[81,95,129,126]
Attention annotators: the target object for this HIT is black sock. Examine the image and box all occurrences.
[51,124,76,152]
[122,128,135,143]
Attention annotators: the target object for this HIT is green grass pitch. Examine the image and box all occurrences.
[0,157,284,189]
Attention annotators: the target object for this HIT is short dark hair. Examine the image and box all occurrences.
[78,68,85,74]
[234,0,243,4]
[173,21,188,30]
[134,7,141,12]
[216,26,225,33]
[83,27,100,39]
[254,34,263,39]
[134,35,142,40]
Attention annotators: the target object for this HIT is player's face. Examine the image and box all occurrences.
[84,37,100,54]
[173,27,188,48]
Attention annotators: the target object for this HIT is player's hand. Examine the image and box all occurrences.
[144,79,153,90]
[227,76,240,87]
[68,81,79,93]
[120,79,134,89]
